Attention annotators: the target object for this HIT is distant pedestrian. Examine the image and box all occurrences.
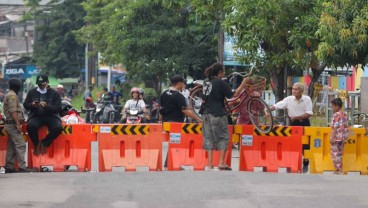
[269,82,313,173]
[330,98,348,175]
[111,86,123,105]
[84,85,93,107]
[57,84,65,98]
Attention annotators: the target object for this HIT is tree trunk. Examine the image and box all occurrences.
[271,67,287,118]
[308,63,326,98]
[270,67,286,102]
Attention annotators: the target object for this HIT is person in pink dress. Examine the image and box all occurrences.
[330,98,349,175]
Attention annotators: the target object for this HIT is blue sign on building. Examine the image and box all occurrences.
[3,64,40,80]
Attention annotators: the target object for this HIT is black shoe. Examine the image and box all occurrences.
[5,168,17,173]
[18,167,37,173]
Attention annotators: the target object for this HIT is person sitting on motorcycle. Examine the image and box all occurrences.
[138,88,145,101]
[84,96,95,123]
[101,87,114,102]
[121,87,148,123]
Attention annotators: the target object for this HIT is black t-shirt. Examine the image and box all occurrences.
[203,78,233,117]
[159,89,187,122]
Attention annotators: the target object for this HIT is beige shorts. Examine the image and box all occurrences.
[202,114,229,150]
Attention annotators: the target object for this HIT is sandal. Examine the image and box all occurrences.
[218,166,232,171]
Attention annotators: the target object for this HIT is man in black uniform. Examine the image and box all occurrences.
[23,74,63,156]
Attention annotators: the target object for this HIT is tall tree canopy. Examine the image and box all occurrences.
[223,0,321,101]
[26,0,86,78]
[316,0,368,67]
[77,0,217,93]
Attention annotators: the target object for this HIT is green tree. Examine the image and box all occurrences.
[77,0,217,94]
[25,0,86,78]
[316,0,368,67]
[224,0,321,101]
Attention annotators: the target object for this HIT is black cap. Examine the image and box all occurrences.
[170,75,185,84]
[36,74,49,85]
[8,78,22,88]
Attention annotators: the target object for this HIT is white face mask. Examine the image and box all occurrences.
[37,87,47,94]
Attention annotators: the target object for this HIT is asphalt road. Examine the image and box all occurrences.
[1,144,368,208]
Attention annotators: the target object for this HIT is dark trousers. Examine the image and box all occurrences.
[27,116,63,147]
[290,119,311,166]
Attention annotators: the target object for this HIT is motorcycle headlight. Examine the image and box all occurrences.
[66,115,79,124]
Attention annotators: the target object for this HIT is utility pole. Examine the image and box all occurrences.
[85,43,89,91]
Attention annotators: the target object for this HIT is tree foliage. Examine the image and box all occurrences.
[223,0,321,100]
[77,0,217,93]
[316,0,368,67]
[23,0,86,78]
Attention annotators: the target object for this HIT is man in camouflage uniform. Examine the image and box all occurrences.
[4,78,34,173]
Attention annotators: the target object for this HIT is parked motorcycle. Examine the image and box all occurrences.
[93,100,122,123]
[60,99,85,124]
[61,108,85,124]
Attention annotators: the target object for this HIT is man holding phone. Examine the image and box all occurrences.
[23,74,63,156]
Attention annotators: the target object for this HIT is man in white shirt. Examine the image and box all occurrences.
[270,82,313,173]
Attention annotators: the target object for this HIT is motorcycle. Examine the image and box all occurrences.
[93,100,122,123]
[60,99,85,124]
[125,109,145,124]
[61,108,85,124]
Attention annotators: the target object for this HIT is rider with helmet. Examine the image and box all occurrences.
[121,87,147,122]
[138,88,145,101]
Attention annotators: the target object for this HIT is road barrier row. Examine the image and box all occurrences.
[0,124,367,173]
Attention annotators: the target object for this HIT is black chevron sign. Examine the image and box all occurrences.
[254,126,292,137]
[182,123,202,134]
[62,125,72,135]
[111,125,150,135]
[344,139,355,144]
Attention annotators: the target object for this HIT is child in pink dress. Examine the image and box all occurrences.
[330,98,348,175]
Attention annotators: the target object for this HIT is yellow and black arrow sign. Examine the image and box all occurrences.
[182,123,202,134]
[0,126,7,136]
[62,125,72,135]
[111,125,150,135]
[254,126,292,137]
[344,139,355,144]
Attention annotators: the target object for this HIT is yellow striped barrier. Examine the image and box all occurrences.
[304,127,368,174]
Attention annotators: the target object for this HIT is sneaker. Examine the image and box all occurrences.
[18,167,37,173]
[5,168,16,173]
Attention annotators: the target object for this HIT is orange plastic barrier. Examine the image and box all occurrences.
[0,125,27,169]
[236,125,303,173]
[0,126,7,168]
[27,124,97,172]
[163,122,233,171]
[96,124,163,172]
